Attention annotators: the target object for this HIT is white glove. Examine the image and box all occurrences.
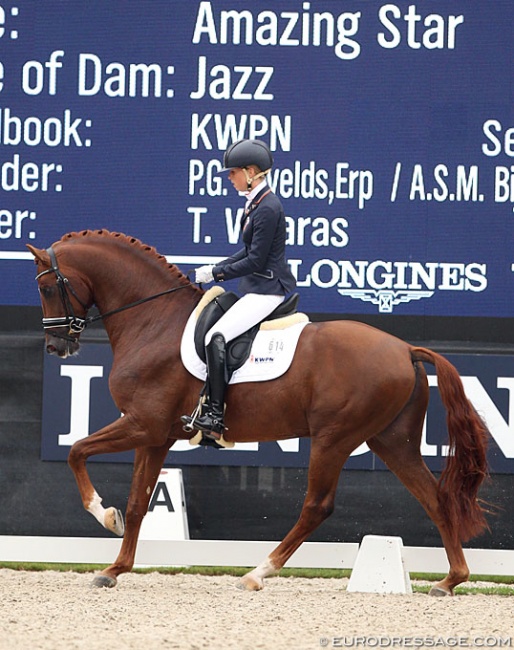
[195,265,214,284]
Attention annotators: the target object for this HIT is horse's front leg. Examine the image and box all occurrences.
[239,435,351,591]
[92,442,172,588]
[67,414,161,535]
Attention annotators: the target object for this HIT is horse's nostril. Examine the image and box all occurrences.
[46,344,57,354]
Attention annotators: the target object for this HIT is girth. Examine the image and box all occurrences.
[194,292,299,379]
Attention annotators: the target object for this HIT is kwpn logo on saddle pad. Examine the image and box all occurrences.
[250,354,275,364]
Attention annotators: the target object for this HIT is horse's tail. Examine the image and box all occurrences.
[410,346,490,542]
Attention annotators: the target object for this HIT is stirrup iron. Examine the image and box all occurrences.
[181,394,207,433]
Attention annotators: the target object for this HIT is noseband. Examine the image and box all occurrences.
[36,247,90,341]
[35,245,192,342]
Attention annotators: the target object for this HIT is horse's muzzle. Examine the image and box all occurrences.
[45,332,80,358]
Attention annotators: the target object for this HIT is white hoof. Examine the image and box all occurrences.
[237,557,277,591]
[104,507,125,536]
[237,573,264,591]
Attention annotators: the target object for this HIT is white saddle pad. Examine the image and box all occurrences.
[180,307,310,384]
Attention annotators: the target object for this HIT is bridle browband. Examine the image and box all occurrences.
[35,245,192,341]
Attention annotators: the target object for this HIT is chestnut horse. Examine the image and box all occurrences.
[28,230,490,595]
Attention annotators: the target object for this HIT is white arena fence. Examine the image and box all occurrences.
[0,536,514,576]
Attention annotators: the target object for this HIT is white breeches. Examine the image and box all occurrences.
[205,293,284,345]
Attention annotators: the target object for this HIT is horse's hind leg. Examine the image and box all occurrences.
[367,366,469,596]
[92,442,172,588]
[369,438,469,595]
[239,435,352,591]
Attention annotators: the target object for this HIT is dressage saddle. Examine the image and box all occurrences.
[193,291,299,380]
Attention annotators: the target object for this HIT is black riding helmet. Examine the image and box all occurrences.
[221,139,273,172]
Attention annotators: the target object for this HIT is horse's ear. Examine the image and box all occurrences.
[26,244,50,266]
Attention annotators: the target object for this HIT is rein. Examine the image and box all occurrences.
[36,245,192,341]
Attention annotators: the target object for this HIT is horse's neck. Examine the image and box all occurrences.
[75,244,199,347]
[106,291,199,355]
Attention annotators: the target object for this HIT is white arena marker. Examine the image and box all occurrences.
[347,535,412,594]
[139,468,189,542]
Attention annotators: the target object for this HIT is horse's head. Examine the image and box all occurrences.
[27,243,93,358]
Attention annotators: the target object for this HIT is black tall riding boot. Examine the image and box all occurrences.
[190,333,227,439]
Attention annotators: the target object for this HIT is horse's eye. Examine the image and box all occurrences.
[39,285,54,298]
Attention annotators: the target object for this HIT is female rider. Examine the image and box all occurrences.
[183,139,296,440]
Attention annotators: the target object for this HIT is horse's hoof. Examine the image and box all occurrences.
[429,586,452,597]
[237,574,264,591]
[91,574,117,589]
[104,507,125,536]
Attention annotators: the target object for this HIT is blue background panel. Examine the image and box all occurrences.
[0,2,513,317]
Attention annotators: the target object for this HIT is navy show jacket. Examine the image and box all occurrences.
[212,187,296,296]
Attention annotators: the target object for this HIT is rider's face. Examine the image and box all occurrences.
[228,167,249,192]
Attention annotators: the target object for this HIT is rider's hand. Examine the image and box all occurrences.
[195,265,214,284]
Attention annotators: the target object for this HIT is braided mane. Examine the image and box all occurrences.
[59,229,189,283]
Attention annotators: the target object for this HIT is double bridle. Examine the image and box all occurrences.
[36,246,192,342]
